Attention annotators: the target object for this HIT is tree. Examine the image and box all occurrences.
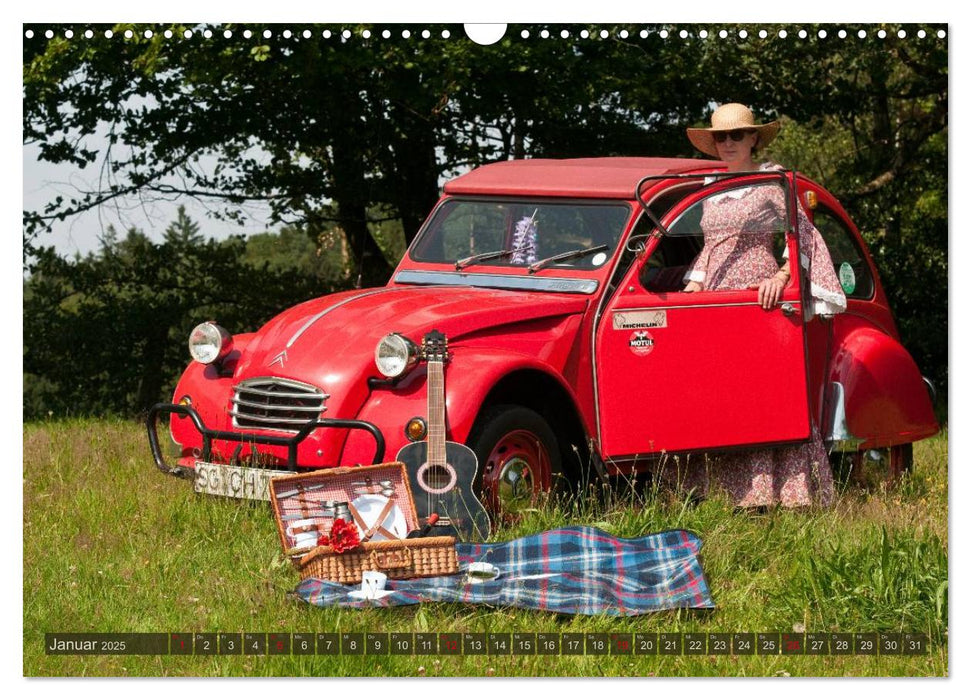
[24,24,402,283]
[163,205,203,246]
[23,23,711,279]
[243,224,350,284]
[23,211,332,419]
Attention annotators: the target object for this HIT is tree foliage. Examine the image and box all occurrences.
[23,211,337,419]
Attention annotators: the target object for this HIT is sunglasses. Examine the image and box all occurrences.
[713,129,756,143]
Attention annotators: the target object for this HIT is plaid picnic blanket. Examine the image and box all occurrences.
[292,526,713,616]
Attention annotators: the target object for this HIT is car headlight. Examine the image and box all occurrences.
[188,322,233,364]
[374,333,419,378]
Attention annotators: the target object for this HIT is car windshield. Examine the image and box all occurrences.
[410,199,631,270]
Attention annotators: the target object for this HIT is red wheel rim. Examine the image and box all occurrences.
[481,429,552,513]
[850,446,909,488]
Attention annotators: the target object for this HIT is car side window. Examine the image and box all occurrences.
[812,206,875,299]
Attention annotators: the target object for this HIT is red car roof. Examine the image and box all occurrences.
[443,157,725,199]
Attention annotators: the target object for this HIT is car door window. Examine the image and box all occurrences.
[640,182,788,293]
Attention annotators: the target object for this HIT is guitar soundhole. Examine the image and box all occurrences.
[416,462,458,495]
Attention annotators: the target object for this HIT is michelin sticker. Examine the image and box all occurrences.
[629,330,655,356]
[613,310,667,331]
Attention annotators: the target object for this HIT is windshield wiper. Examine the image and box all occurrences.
[527,244,609,274]
[455,248,518,270]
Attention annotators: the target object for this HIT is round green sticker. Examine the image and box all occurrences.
[839,261,856,294]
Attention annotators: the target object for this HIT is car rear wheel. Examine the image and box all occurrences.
[864,443,914,485]
[468,405,564,516]
[837,443,914,488]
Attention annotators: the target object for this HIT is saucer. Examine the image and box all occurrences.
[347,589,393,601]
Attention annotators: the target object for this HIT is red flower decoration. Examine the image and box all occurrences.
[316,533,330,547]
[328,518,361,553]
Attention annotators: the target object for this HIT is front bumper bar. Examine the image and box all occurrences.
[146,403,386,478]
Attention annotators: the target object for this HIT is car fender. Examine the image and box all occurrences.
[340,349,583,465]
[168,333,255,450]
[829,321,938,448]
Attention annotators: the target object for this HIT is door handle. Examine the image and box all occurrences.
[780,302,797,316]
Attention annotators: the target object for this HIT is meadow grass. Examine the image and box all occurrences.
[23,419,948,677]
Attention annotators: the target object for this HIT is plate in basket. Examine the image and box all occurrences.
[350,494,407,541]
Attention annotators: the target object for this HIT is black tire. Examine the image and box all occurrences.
[467,404,565,515]
[832,443,914,488]
[889,443,915,479]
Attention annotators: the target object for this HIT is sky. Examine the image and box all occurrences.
[23,140,279,257]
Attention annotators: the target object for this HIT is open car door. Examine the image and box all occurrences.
[595,173,813,459]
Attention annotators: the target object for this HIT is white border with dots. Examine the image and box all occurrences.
[10,2,961,696]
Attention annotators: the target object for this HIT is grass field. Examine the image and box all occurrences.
[23,419,948,677]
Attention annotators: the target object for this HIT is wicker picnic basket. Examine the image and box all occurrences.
[298,536,459,585]
[269,462,458,584]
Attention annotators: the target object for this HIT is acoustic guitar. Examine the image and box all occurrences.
[396,330,491,541]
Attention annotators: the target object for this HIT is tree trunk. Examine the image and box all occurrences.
[329,83,394,287]
[388,113,442,246]
[338,201,391,288]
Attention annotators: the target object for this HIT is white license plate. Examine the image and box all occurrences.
[193,462,295,501]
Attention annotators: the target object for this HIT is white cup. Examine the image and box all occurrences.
[361,570,388,598]
[286,518,319,550]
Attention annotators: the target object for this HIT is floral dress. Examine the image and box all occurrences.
[674,163,847,508]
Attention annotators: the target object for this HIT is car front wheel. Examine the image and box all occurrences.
[468,404,564,516]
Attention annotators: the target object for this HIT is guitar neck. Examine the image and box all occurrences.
[427,360,446,467]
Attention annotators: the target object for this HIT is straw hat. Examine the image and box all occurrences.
[686,103,780,158]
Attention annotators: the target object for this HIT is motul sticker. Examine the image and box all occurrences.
[612,310,667,330]
[629,330,655,356]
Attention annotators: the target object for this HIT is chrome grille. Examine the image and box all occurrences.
[230,377,328,430]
